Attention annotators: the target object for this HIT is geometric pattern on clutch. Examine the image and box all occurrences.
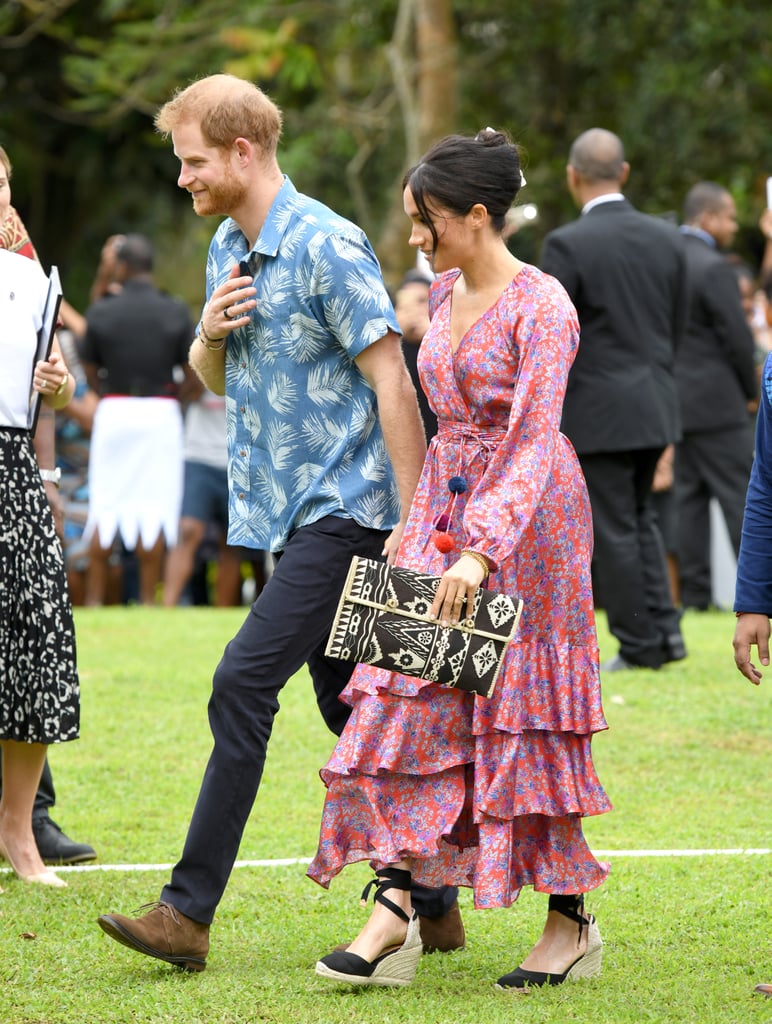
[325,557,524,698]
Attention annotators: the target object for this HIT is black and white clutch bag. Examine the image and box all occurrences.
[325,556,524,698]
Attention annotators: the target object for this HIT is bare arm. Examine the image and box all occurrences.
[189,334,227,395]
[31,333,74,539]
[190,268,257,395]
[354,331,427,562]
[32,408,63,538]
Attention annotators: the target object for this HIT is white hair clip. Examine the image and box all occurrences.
[484,127,525,187]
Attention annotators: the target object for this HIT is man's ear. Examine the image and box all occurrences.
[233,137,252,167]
[566,164,582,204]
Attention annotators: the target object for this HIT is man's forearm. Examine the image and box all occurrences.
[377,373,427,521]
[189,335,226,395]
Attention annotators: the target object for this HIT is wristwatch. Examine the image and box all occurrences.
[39,467,62,487]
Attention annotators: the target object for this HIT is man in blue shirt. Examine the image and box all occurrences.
[98,74,463,970]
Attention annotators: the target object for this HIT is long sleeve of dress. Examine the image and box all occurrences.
[461,275,580,570]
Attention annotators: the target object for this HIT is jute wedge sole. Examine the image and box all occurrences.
[315,912,422,987]
[496,897,602,991]
[315,866,422,988]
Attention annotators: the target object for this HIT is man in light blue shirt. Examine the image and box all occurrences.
[209,176,404,553]
[98,74,464,971]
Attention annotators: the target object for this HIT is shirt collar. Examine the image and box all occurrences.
[252,176,297,259]
[220,176,298,268]
[679,224,717,248]
[581,193,625,215]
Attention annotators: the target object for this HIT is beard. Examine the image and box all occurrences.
[191,165,249,218]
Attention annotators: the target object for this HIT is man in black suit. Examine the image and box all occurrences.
[541,128,688,670]
[675,182,757,610]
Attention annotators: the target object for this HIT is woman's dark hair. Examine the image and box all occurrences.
[402,129,522,249]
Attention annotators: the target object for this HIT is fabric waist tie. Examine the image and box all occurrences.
[427,423,507,559]
[436,421,505,460]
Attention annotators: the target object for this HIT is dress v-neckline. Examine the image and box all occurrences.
[447,266,527,356]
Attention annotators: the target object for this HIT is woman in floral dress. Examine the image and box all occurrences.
[309,130,611,990]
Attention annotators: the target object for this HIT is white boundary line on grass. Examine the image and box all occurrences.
[2,847,768,874]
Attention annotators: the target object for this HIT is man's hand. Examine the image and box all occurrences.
[732,612,770,685]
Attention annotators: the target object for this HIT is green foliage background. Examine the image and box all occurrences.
[1,0,771,309]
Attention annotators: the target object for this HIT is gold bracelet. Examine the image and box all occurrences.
[199,323,226,351]
[461,549,490,578]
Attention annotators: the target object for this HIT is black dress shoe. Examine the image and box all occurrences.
[663,634,687,663]
[33,817,97,865]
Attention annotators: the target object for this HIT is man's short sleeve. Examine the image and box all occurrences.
[311,231,400,359]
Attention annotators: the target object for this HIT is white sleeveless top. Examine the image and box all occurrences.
[0,249,48,428]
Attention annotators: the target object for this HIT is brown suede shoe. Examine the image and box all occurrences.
[418,901,466,953]
[332,900,466,956]
[97,901,209,972]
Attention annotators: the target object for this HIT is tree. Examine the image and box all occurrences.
[2,0,771,309]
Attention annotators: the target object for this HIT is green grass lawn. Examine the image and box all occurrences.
[0,606,770,1024]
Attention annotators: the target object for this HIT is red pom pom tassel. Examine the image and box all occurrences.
[432,531,456,553]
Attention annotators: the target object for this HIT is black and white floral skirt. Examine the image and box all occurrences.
[0,428,79,744]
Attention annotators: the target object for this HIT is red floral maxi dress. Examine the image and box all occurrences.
[308,265,612,907]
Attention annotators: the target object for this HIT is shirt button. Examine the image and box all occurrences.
[239,450,246,456]
[240,362,246,368]
[238,492,245,499]
[240,406,245,413]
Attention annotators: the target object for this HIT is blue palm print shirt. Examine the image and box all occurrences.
[202,176,402,552]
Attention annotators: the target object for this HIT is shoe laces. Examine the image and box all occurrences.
[133,900,182,925]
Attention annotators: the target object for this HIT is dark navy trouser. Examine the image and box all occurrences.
[161,515,457,924]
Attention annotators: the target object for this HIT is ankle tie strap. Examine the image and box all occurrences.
[548,893,588,945]
[360,867,412,924]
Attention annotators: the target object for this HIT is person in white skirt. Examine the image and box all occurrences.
[80,234,196,605]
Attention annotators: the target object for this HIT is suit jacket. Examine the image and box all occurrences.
[541,198,687,455]
[676,232,757,433]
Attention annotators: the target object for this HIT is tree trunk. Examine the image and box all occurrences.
[378,0,458,288]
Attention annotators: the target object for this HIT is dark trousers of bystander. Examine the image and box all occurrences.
[579,447,683,668]
[160,514,457,924]
[675,423,754,610]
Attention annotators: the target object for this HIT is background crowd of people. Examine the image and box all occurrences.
[5,139,772,626]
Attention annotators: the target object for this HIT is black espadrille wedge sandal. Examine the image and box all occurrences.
[315,867,422,988]
[496,894,602,990]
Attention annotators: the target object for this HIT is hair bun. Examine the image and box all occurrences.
[475,127,509,147]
